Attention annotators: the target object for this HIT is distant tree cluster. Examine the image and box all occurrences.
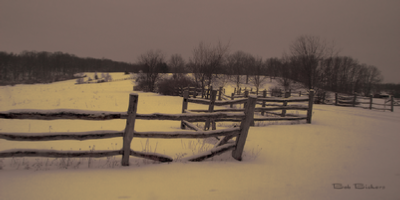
[135,37,384,96]
[0,51,141,85]
[270,35,383,95]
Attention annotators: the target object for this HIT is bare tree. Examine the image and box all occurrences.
[248,56,267,94]
[136,50,166,92]
[277,54,294,91]
[265,57,281,81]
[168,54,186,79]
[188,41,229,91]
[362,65,382,95]
[226,51,252,89]
[289,35,335,89]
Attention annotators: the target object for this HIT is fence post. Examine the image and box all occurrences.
[261,90,266,116]
[281,92,290,117]
[205,90,217,130]
[238,88,241,95]
[206,86,212,99]
[369,95,373,109]
[122,93,138,166]
[281,100,287,117]
[299,91,301,97]
[232,95,257,161]
[193,87,197,98]
[181,91,189,129]
[391,95,394,112]
[353,93,357,107]
[306,90,314,123]
[284,91,290,98]
[234,87,236,95]
[244,91,249,109]
[180,87,184,97]
[218,87,223,100]
[335,93,338,106]
[230,93,234,108]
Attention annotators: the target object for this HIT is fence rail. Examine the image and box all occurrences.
[0,93,257,165]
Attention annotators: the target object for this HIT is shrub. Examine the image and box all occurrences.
[133,72,151,92]
[76,78,85,84]
[157,75,197,95]
[101,73,112,82]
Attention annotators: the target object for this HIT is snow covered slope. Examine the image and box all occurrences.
[0,73,399,200]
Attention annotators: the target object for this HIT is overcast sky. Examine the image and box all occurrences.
[1,0,399,83]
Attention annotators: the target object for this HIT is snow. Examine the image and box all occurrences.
[1,73,399,200]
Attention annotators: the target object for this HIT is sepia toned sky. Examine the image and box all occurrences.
[1,0,399,83]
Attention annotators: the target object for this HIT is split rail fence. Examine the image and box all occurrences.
[182,88,314,129]
[0,93,257,165]
[174,86,223,100]
[334,93,396,112]
[231,87,303,98]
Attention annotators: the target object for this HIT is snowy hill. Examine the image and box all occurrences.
[0,73,399,200]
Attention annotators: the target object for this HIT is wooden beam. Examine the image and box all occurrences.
[136,112,245,121]
[130,150,173,162]
[0,149,121,158]
[122,93,138,166]
[0,130,123,141]
[181,91,189,129]
[253,117,307,121]
[254,106,308,111]
[185,142,236,162]
[307,90,314,124]
[181,120,202,131]
[205,90,217,131]
[0,109,127,120]
[232,95,257,161]
[133,128,241,139]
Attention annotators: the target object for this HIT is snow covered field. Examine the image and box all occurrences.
[1,73,399,200]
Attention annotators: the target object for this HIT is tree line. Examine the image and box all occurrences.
[1,35,396,97]
[136,35,388,97]
[0,51,142,85]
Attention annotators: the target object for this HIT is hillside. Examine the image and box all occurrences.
[0,73,399,200]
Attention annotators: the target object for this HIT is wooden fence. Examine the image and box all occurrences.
[174,86,226,100]
[232,87,303,98]
[182,89,314,128]
[334,93,396,112]
[174,86,202,98]
[0,93,257,164]
[76,76,134,85]
[388,97,400,107]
